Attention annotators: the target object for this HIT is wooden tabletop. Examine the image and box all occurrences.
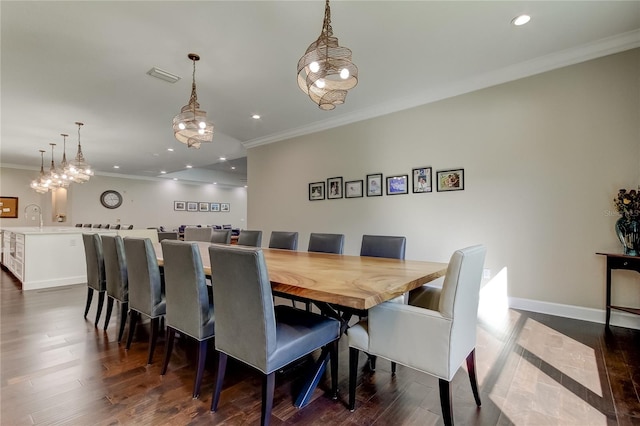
[154,242,448,310]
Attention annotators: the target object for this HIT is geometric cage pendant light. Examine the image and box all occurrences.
[297,0,358,110]
[172,53,214,149]
[64,121,94,183]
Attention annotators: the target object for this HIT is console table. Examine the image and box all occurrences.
[596,252,640,327]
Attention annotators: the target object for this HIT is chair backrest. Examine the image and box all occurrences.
[123,237,165,317]
[210,229,232,244]
[161,240,212,339]
[82,233,106,291]
[184,227,213,242]
[83,224,92,228]
[209,245,275,372]
[237,230,262,247]
[126,224,133,230]
[268,231,298,250]
[113,224,121,230]
[440,245,487,367]
[308,233,345,254]
[158,231,178,241]
[94,224,103,229]
[102,235,128,302]
[75,223,83,227]
[360,235,406,260]
[104,224,110,229]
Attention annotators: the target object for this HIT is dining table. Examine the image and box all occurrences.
[153,241,448,407]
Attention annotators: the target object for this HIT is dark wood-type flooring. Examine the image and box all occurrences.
[1,267,639,425]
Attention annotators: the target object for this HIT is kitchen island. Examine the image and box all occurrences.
[0,227,116,290]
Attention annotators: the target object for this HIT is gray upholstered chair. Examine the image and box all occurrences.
[308,233,345,254]
[94,224,103,229]
[157,231,178,241]
[184,226,213,242]
[160,240,215,398]
[83,224,92,228]
[75,223,83,227]
[268,231,298,250]
[347,245,487,426]
[102,235,129,342]
[360,234,406,260]
[237,230,262,247]
[210,229,232,244]
[208,245,340,426]
[82,233,107,327]
[123,237,166,364]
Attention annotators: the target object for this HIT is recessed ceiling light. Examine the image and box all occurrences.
[146,67,181,83]
[511,14,531,26]
[231,166,236,170]
[213,182,218,185]
[173,178,178,181]
[244,185,248,188]
[186,165,193,169]
[160,170,167,174]
[167,148,174,152]
[252,114,261,120]
[113,165,120,169]
[219,157,226,161]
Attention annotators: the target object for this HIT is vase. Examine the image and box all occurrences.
[615,217,640,256]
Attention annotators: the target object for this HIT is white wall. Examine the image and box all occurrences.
[0,169,248,231]
[248,49,640,313]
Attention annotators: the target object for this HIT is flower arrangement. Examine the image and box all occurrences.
[614,188,640,220]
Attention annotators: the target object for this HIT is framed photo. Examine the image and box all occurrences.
[199,202,209,212]
[309,181,325,201]
[0,196,18,218]
[386,175,408,195]
[436,169,464,192]
[412,167,432,193]
[187,202,198,212]
[210,203,220,212]
[221,203,230,212]
[366,173,383,197]
[345,180,363,198]
[174,201,186,211]
[327,177,343,199]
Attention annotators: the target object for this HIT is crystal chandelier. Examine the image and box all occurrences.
[44,143,65,189]
[297,0,358,110]
[58,133,71,187]
[30,150,50,193]
[65,122,93,183]
[172,53,214,149]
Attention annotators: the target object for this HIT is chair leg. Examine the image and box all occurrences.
[103,297,114,331]
[348,347,359,412]
[84,288,94,319]
[329,340,338,399]
[147,317,160,364]
[368,355,377,371]
[261,372,275,426]
[211,352,228,412]
[95,291,105,328]
[125,311,139,350]
[117,302,128,343]
[466,349,482,406]
[439,379,453,426]
[193,340,208,398]
[161,327,176,375]
[391,362,397,375]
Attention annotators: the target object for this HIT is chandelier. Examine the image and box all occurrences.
[58,133,71,186]
[297,0,358,110]
[65,122,93,183]
[44,143,66,189]
[172,53,214,149]
[30,150,50,194]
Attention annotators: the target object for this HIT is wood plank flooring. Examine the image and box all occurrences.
[1,266,639,425]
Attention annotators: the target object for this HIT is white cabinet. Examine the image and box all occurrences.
[1,230,24,281]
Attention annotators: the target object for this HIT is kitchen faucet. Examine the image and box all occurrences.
[24,204,43,228]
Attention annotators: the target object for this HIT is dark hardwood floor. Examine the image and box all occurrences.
[1,266,639,425]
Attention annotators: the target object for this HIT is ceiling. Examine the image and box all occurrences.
[2,1,639,187]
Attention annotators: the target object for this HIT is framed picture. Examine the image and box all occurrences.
[0,196,18,218]
[366,173,383,197]
[436,169,464,192]
[345,180,363,198]
[386,175,408,195]
[309,181,325,201]
[210,203,220,212]
[187,202,198,212]
[199,202,209,212]
[412,167,432,193]
[221,203,230,212]
[327,177,343,199]
[174,201,186,211]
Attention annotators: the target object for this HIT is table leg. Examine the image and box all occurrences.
[605,260,612,328]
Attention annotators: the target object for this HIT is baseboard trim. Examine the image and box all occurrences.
[508,297,640,330]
